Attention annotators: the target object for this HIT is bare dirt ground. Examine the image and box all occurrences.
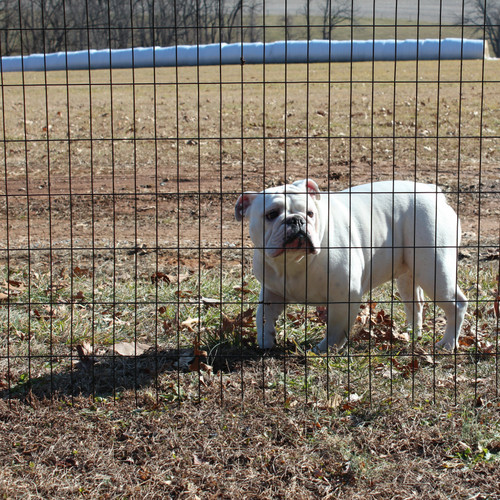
[1,59,499,266]
[0,61,499,497]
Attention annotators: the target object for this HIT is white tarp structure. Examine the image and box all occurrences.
[0,38,484,72]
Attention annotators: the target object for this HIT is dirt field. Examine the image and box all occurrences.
[1,59,499,258]
[0,60,499,498]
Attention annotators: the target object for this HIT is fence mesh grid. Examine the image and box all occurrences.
[0,0,498,409]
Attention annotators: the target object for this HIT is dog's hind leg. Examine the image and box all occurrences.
[435,285,468,350]
[414,250,468,351]
[397,271,424,338]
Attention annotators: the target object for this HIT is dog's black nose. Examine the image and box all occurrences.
[286,215,305,229]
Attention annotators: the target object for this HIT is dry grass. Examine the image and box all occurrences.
[0,380,499,499]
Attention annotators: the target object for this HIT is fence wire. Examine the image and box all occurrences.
[0,0,498,410]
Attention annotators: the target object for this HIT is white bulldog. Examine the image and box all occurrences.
[235,179,467,352]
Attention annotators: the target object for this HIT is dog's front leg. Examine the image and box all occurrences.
[314,301,360,352]
[256,288,285,349]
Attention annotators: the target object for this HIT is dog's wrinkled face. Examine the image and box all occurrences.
[235,179,322,260]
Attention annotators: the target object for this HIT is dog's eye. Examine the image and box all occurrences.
[266,210,280,221]
[307,211,314,218]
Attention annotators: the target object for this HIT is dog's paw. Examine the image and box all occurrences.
[312,339,328,354]
[435,338,457,351]
[311,344,323,355]
[257,332,277,349]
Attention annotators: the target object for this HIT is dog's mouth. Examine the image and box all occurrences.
[272,232,317,257]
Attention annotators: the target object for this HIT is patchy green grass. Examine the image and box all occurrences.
[0,252,497,409]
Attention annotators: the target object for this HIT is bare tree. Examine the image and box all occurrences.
[222,0,244,43]
[463,0,500,57]
[245,0,262,43]
[0,0,20,55]
[318,0,353,40]
[301,0,354,40]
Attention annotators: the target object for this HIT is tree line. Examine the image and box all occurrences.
[0,0,251,55]
[0,0,356,56]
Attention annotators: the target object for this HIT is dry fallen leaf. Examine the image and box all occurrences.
[189,359,213,374]
[220,307,255,335]
[482,248,499,261]
[192,454,208,465]
[233,281,254,294]
[314,306,327,323]
[32,306,57,320]
[413,346,436,365]
[153,272,190,284]
[181,317,200,332]
[72,291,85,301]
[151,272,170,283]
[459,335,475,347]
[189,339,211,373]
[356,302,378,326]
[76,342,94,358]
[286,309,306,327]
[193,339,207,358]
[392,329,410,343]
[354,303,411,346]
[391,358,420,378]
[75,342,96,369]
[201,297,220,307]
[6,280,26,290]
[113,341,151,356]
[72,267,93,278]
[478,342,495,353]
[1,280,26,297]
[315,394,343,410]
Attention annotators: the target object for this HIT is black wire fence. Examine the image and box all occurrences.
[0,0,498,409]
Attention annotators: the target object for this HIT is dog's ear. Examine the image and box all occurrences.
[293,178,321,200]
[235,192,257,221]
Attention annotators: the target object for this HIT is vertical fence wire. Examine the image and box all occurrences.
[0,30,10,399]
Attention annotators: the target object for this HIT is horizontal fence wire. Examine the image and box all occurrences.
[0,0,498,413]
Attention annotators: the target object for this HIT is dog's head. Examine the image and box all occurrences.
[235,179,323,260]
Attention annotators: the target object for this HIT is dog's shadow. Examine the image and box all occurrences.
[0,345,269,402]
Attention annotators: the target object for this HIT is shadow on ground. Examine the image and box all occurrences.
[0,344,279,401]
